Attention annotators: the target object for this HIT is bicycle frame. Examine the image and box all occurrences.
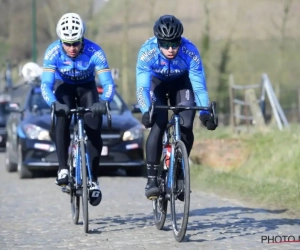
[50,102,112,233]
[165,113,182,194]
[72,110,93,187]
[50,103,112,189]
[151,102,217,195]
[151,101,217,242]
[50,103,112,191]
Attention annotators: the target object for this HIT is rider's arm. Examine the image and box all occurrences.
[41,45,59,107]
[136,47,152,114]
[186,45,210,115]
[92,49,115,102]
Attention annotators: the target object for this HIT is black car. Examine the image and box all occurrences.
[0,94,10,147]
[5,82,145,178]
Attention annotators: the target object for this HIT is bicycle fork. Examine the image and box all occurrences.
[76,118,93,188]
[166,115,181,196]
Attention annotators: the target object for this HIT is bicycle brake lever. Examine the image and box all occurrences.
[50,102,55,134]
[149,101,154,124]
[210,101,218,125]
[106,102,112,130]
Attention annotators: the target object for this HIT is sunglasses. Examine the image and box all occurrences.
[159,41,181,49]
[62,40,82,47]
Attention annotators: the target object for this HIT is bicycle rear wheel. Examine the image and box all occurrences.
[70,178,80,224]
[80,140,89,233]
[69,142,80,225]
[170,140,190,242]
[153,169,168,230]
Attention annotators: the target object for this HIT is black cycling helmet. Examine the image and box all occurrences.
[153,15,183,41]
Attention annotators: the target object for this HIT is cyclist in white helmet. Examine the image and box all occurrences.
[41,13,116,206]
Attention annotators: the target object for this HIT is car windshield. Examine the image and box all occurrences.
[30,88,50,110]
[29,87,124,113]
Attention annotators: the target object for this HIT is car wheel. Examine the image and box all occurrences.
[5,141,17,172]
[17,143,33,179]
[126,166,146,177]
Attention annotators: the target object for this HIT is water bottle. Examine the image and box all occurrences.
[163,144,171,169]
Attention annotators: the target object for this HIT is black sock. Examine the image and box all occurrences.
[58,166,68,172]
[91,168,98,182]
[147,163,159,178]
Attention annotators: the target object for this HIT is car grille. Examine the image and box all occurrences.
[66,128,122,146]
[44,152,58,162]
[102,130,122,146]
[0,127,6,135]
[100,149,144,162]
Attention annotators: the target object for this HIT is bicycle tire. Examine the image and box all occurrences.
[153,167,168,230]
[69,140,80,225]
[170,140,190,242]
[80,140,89,233]
[70,184,80,224]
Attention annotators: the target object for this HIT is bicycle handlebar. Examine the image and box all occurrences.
[149,101,218,125]
[69,108,90,114]
[50,102,112,134]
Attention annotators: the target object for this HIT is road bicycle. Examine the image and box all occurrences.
[50,103,111,233]
[149,101,217,242]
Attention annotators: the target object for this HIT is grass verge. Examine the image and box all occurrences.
[191,125,300,217]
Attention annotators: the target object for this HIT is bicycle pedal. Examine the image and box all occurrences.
[165,193,171,200]
[61,186,70,194]
[148,195,158,200]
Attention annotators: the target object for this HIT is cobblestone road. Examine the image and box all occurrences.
[1,153,300,250]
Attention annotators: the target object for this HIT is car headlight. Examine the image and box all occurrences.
[23,124,51,141]
[122,124,144,141]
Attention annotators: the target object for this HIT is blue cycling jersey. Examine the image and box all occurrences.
[41,38,115,106]
[136,36,209,114]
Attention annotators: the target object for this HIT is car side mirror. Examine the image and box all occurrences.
[32,104,38,113]
[131,104,141,113]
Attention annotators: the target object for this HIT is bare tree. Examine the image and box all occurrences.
[121,0,131,102]
[42,0,57,40]
[148,0,157,36]
[277,0,293,93]
[199,0,211,79]
[8,1,32,61]
[0,0,10,37]
[215,13,239,113]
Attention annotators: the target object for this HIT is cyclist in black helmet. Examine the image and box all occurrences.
[136,15,217,199]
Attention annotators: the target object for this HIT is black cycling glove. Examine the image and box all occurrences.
[199,113,218,130]
[91,100,107,117]
[54,101,70,116]
[142,111,156,128]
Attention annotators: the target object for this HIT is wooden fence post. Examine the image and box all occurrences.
[245,89,267,132]
[228,74,235,130]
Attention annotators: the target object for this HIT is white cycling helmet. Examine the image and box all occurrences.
[56,13,85,42]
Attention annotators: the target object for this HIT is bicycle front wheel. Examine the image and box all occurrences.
[70,183,80,225]
[170,140,190,242]
[80,140,89,233]
[69,143,80,225]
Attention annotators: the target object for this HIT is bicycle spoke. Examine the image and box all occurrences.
[170,140,190,242]
[80,141,89,233]
[153,170,168,230]
[68,137,80,225]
